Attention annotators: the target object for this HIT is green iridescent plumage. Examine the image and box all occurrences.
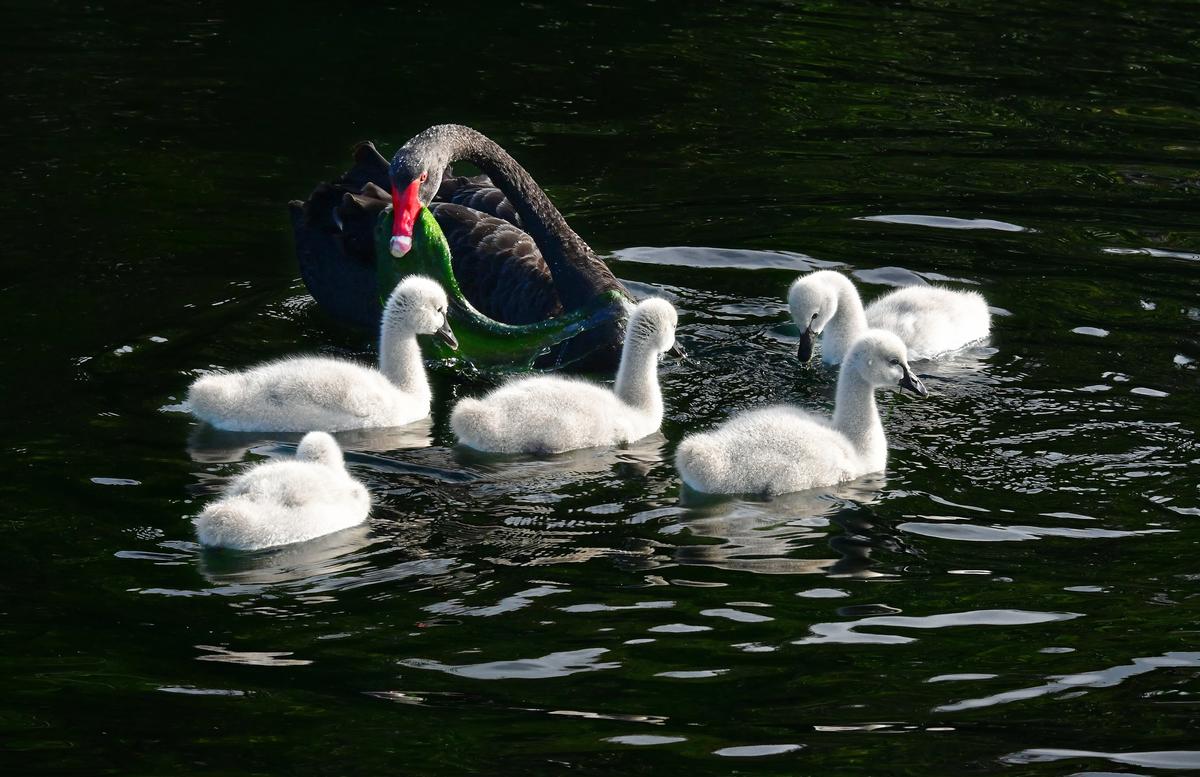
[375,207,628,371]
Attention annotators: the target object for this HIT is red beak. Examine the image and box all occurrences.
[390,180,422,257]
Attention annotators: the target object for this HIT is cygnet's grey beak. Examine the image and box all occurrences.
[669,341,687,360]
[898,367,927,397]
[435,318,458,349]
[797,327,816,363]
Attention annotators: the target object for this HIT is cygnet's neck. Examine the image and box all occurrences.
[614,328,663,419]
[379,319,431,401]
[831,368,885,460]
[822,278,870,364]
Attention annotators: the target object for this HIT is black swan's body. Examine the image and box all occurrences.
[289,126,634,371]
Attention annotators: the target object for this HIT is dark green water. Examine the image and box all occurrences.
[3,1,1198,774]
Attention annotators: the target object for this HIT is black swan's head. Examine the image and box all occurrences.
[387,127,461,257]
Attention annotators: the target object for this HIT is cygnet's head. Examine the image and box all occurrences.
[843,330,927,397]
[382,275,457,348]
[296,431,345,468]
[625,297,681,356]
[788,271,844,362]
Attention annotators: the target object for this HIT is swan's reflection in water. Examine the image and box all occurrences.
[670,474,890,577]
[186,418,435,463]
[441,435,669,568]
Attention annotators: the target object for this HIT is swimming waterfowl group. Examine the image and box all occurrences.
[187,124,993,550]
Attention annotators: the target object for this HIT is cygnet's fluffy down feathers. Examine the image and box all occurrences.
[452,377,655,454]
[676,330,925,495]
[450,298,678,453]
[189,358,418,432]
[195,432,369,550]
[187,276,452,432]
[676,406,861,496]
[865,285,990,361]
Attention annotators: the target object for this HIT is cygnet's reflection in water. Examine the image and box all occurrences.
[194,516,466,595]
[186,418,435,463]
[195,523,376,588]
[672,473,890,577]
[453,432,667,483]
[445,434,669,568]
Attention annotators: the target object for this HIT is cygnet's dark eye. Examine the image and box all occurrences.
[889,358,901,366]
[811,312,819,320]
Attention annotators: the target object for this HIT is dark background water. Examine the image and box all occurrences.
[3,1,1198,774]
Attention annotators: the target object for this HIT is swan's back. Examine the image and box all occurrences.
[676,406,858,495]
[188,357,404,432]
[451,376,642,454]
[195,433,370,550]
[865,285,990,359]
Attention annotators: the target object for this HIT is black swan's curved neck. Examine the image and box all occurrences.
[402,125,624,304]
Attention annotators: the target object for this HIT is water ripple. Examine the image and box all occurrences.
[399,647,619,680]
[937,651,1200,713]
[1001,748,1200,770]
[794,609,1081,646]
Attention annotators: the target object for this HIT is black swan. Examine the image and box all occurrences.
[288,124,636,372]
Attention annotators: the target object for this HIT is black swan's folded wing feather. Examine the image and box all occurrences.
[431,203,562,325]
[436,176,523,228]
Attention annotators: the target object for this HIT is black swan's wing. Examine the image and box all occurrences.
[289,179,385,329]
[436,176,523,228]
[431,202,562,325]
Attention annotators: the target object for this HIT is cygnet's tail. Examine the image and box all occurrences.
[194,498,265,550]
[450,397,501,449]
[296,431,344,468]
[187,374,239,425]
[674,434,727,493]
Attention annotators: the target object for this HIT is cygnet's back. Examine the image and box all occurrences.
[451,298,679,454]
[188,359,401,432]
[195,431,370,550]
[452,376,641,454]
[865,285,990,360]
[676,405,860,495]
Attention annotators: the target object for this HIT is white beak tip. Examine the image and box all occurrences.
[389,235,413,257]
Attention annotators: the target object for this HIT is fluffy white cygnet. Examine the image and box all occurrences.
[675,330,926,495]
[194,431,370,550]
[451,298,679,453]
[788,270,990,364]
[188,276,457,431]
